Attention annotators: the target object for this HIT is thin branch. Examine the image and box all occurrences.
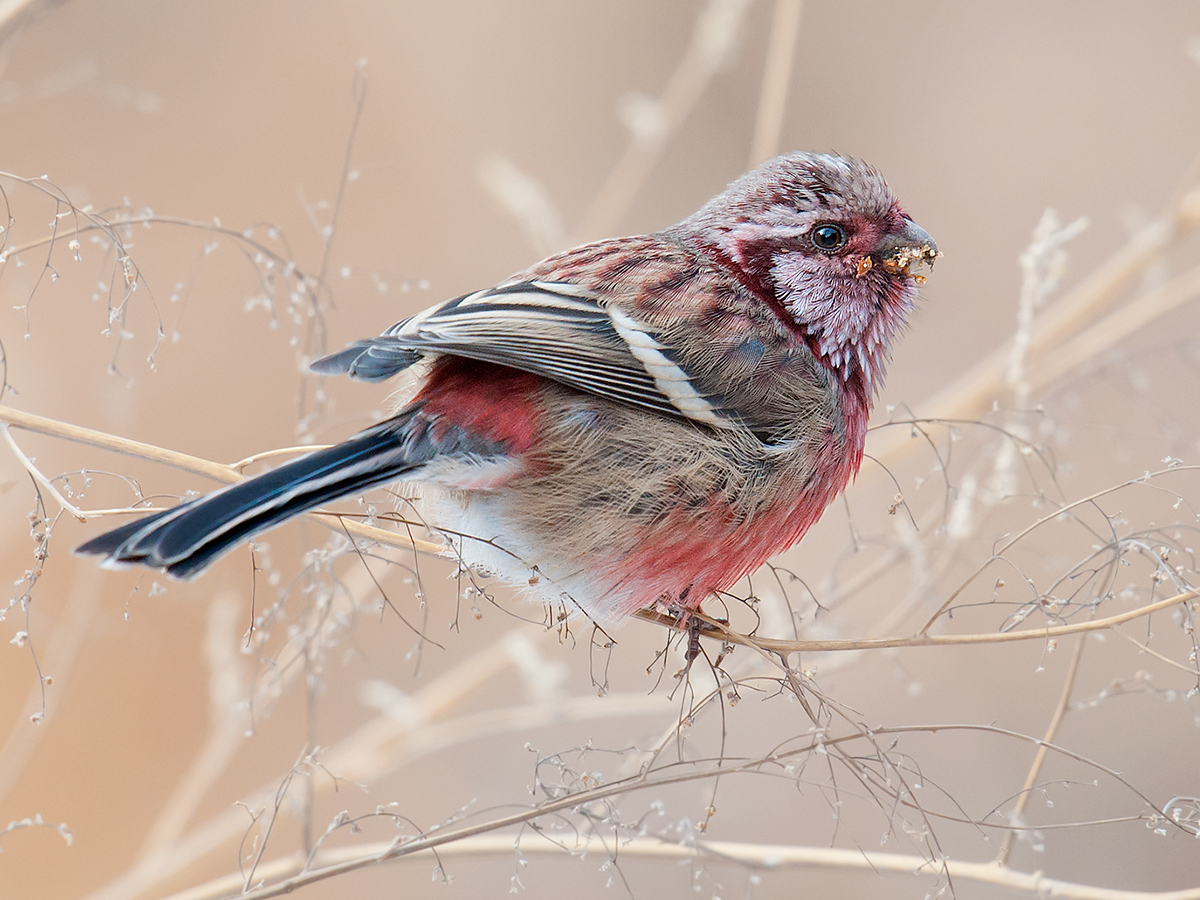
[1111,627,1200,677]
[2,424,86,519]
[310,60,366,313]
[0,567,103,807]
[230,445,332,471]
[920,465,1200,634]
[159,719,1189,900]
[996,633,1088,865]
[635,588,1200,654]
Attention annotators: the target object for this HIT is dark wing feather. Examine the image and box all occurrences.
[311,281,732,428]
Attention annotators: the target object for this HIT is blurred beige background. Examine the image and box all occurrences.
[1,1,1199,898]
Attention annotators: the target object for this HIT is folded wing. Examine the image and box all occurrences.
[311,281,733,430]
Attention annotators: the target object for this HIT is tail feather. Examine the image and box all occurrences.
[76,417,435,579]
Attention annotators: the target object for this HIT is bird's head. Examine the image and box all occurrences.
[683,151,938,393]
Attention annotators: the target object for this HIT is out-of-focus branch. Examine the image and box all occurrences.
[574,0,754,241]
[0,0,67,44]
[83,635,673,900]
[1030,262,1200,389]
[893,180,1200,441]
[748,0,803,166]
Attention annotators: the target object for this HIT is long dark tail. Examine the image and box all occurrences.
[76,415,440,579]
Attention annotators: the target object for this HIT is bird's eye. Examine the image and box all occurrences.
[811,223,847,252]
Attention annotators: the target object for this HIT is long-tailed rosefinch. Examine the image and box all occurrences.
[78,152,937,623]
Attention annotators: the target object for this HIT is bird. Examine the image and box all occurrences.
[77,152,937,625]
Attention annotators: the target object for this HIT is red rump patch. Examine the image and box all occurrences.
[416,357,543,454]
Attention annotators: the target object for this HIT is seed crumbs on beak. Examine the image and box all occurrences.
[881,243,940,279]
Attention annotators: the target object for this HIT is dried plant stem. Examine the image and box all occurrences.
[0,204,318,309]
[2,424,91,518]
[0,403,247,481]
[136,594,247,860]
[158,718,1189,900]
[229,445,329,471]
[133,578,362,874]
[137,725,243,864]
[748,0,803,167]
[1027,183,1200,353]
[161,833,1200,900]
[311,60,366,313]
[995,633,1087,865]
[636,587,1200,654]
[1111,628,1200,677]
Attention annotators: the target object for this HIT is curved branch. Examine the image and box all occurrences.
[635,588,1200,654]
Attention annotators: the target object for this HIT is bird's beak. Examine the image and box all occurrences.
[876,220,939,279]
